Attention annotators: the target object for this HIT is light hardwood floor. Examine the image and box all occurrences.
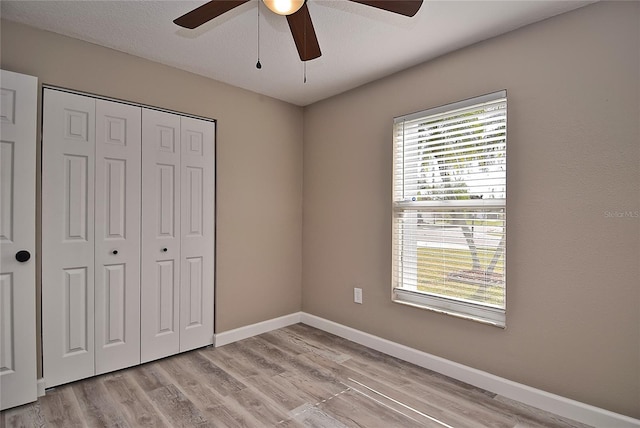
[1,324,592,428]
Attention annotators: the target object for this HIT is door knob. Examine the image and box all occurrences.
[162,247,168,252]
[15,250,31,262]
[112,250,118,255]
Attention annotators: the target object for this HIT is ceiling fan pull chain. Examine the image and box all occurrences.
[303,11,307,83]
[256,0,262,69]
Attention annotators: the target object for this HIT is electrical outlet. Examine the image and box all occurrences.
[354,287,363,304]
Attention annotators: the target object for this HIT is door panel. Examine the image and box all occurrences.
[157,164,176,237]
[104,264,125,342]
[94,100,141,374]
[141,108,180,363]
[42,89,96,388]
[0,70,37,411]
[185,167,203,237]
[180,117,214,352]
[105,159,126,238]
[184,256,203,326]
[157,260,175,333]
[0,141,14,242]
[63,154,89,241]
[64,267,89,354]
[0,273,15,373]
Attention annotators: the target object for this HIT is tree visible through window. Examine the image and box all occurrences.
[392,91,507,326]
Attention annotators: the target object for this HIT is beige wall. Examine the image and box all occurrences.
[1,19,304,374]
[302,1,639,419]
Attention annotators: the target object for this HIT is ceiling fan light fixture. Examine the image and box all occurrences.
[263,0,304,16]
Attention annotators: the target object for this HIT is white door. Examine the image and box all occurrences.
[140,108,181,363]
[42,89,96,388]
[0,70,37,410]
[179,117,215,352]
[94,100,141,374]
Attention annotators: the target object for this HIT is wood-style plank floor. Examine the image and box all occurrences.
[1,324,592,428]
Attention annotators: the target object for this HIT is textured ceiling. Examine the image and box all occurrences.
[1,0,594,106]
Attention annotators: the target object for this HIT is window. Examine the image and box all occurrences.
[392,91,507,327]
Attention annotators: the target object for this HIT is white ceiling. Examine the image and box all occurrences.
[1,0,594,106]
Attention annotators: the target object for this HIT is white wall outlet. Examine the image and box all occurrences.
[354,287,363,304]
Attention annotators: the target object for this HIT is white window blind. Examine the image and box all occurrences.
[392,91,507,327]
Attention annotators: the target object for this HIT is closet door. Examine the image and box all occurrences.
[42,89,96,387]
[94,100,141,374]
[141,108,181,363]
[179,117,215,352]
[0,70,37,410]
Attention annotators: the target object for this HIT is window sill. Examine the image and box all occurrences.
[393,288,506,328]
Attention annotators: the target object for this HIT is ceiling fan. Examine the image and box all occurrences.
[174,0,423,61]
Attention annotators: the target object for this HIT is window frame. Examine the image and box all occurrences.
[391,90,507,328]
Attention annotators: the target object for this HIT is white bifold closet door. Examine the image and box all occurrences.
[179,117,215,353]
[140,109,182,363]
[42,90,97,388]
[43,88,215,386]
[140,110,214,362]
[43,90,143,387]
[94,100,141,375]
[0,69,38,410]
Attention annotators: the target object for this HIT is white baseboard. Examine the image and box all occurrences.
[300,313,640,428]
[214,312,302,347]
[37,378,46,397]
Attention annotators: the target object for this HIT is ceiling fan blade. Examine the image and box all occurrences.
[174,0,250,29]
[286,3,321,61]
[348,0,423,17]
